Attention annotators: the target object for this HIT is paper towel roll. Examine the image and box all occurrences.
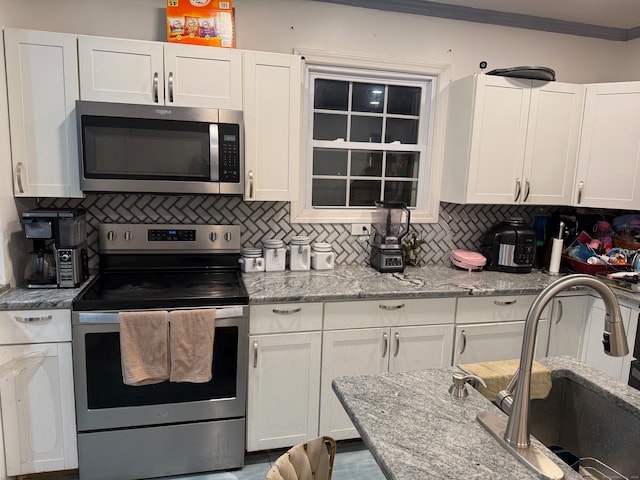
[548,238,563,274]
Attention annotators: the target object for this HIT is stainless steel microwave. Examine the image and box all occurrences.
[76,101,243,195]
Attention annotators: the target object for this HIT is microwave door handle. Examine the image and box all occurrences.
[210,124,219,182]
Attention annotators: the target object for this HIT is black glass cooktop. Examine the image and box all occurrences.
[73,270,249,311]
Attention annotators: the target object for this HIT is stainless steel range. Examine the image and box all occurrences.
[72,223,249,480]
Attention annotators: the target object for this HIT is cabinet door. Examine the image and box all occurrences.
[4,29,81,198]
[320,328,388,440]
[523,82,584,206]
[163,43,242,109]
[247,332,321,451]
[243,51,302,201]
[465,75,530,204]
[78,36,164,104]
[546,295,589,357]
[580,300,636,381]
[574,82,640,209]
[0,343,77,476]
[389,325,454,373]
[453,320,550,365]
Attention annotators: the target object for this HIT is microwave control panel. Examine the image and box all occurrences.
[219,123,240,183]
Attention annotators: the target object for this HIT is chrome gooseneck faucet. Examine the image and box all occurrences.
[477,274,629,480]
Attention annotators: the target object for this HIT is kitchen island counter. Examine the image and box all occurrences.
[332,356,640,480]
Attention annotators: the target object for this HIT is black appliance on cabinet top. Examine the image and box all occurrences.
[480,217,536,273]
[72,223,248,480]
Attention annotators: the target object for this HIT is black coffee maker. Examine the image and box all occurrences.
[21,208,89,288]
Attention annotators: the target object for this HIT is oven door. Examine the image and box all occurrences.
[72,306,248,432]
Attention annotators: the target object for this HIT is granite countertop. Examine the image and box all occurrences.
[332,356,640,480]
[1,265,639,310]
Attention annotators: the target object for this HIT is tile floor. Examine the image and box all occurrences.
[39,440,386,480]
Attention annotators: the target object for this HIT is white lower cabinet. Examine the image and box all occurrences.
[319,298,455,440]
[0,310,77,476]
[453,294,550,364]
[246,303,322,452]
[546,295,590,357]
[580,298,638,382]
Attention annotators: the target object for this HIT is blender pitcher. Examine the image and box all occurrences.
[372,201,411,246]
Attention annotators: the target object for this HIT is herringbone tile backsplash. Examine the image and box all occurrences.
[39,194,551,269]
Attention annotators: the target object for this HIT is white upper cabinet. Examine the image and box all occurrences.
[78,36,242,109]
[574,82,640,209]
[4,29,82,198]
[243,50,302,201]
[442,74,583,205]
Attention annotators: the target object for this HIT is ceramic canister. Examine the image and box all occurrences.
[240,247,264,273]
[311,242,334,270]
[262,239,286,271]
[289,235,311,271]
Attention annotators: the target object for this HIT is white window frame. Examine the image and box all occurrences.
[290,48,451,224]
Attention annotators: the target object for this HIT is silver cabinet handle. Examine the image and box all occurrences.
[14,315,52,323]
[168,72,174,103]
[16,162,24,193]
[249,170,254,198]
[577,180,584,204]
[514,178,521,202]
[272,307,302,315]
[379,303,405,311]
[459,330,467,355]
[252,340,258,368]
[393,331,400,357]
[494,299,517,306]
[524,178,530,202]
[555,300,564,325]
[381,332,388,357]
[153,72,159,103]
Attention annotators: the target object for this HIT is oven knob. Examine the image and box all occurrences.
[124,231,133,241]
[224,232,232,242]
[209,232,218,242]
[106,231,117,241]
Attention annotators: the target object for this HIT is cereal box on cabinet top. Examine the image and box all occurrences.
[167,0,234,47]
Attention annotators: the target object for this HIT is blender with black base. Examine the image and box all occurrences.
[370,201,411,273]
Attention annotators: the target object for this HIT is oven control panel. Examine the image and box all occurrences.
[98,224,241,253]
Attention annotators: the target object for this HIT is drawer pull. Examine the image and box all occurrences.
[555,300,564,325]
[253,341,258,368]
[459,330,467,355]
[394,331,400,357]
[272,307,302,315]
[14,315,52,323]
[381,332,388,357]
[153,72,159,103]
[494,299,517,306]
[379,304,405,311]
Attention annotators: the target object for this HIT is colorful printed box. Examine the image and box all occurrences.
[167,0,235,48]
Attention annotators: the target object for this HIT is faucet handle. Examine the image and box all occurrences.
[449,371,487,398]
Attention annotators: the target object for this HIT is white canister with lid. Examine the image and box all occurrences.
[289,235,311,271]
[262,239,286,271]
[311,242,334,270]
[239,247,264,273]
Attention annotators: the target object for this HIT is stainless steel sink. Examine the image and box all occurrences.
[529,372,639,479]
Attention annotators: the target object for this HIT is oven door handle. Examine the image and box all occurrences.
[75,306,247,324]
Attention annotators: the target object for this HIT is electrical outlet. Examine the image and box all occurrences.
[350,223,371,236]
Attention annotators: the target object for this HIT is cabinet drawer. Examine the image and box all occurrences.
[0,310,71,344]
[324,298,455,330]
[250,303,323,334]
[456,295,548,325]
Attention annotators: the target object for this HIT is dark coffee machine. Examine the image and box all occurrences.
[21,209,89,288]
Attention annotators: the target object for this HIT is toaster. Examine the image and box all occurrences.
[480,217,536,273]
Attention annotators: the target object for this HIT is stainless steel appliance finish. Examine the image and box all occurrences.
[72,223,249,480]
[370,201,411,273]
[76,100,243,195]
[480,217,536,273]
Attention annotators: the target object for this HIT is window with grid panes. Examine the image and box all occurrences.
[308,68,432,210]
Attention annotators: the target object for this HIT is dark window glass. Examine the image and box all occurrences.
[385,118,419,144]
[387,86,421,116]
[386,152,420,178]
[384,180,417,206]
[352,83,385,113]
[314,113,348,141]
[313,148,348,176]
[314,79,349,110]
[350,180,381,206]
[351,150,383,177]
[312,179,347,206]
[350,116,383,143]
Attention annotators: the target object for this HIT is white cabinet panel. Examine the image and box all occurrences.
[546,295,589,357]
[4,28,81,198]
[388,325,454,373]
